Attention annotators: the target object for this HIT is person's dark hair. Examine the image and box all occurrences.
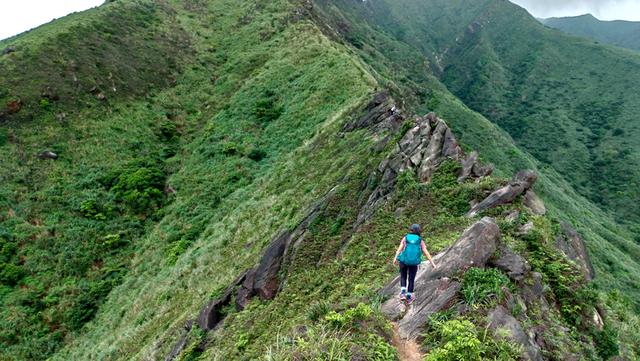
[409,224,421,235]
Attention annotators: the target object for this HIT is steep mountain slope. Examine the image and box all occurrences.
[1,0,376,358]
[1,0,640,360]
[316,0,640,226]
[313,0,640,312]
[542,14,640,52]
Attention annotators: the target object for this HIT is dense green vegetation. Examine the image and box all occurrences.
[1,0,640,359]
[542,14,640,52]
[314,0,640,314]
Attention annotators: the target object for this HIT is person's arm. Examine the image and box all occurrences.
[421,240,436,268]
[393,237,406,265]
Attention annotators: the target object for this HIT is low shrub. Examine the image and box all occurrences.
[424,318,521,361]
[592,322,619,360]
[461,267,511,308]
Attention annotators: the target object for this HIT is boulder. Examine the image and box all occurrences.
[380,218,500,338]
[556,223,595,280]
[488,306,543,361]
[467,170,538,217]
[458,151,479,182]
[505,210,520,223]
[235,269,256,310]
[523,190,546,215]
[489,247,530,281]
[518,221,535,235]
[253,234,288,300]
[521,272,545,305]
[472,162,494,178]
[196,285,234,330]
[38,150,58,160]
[441,128,463,160]
[382,278,461,338]
[418,120,447,181]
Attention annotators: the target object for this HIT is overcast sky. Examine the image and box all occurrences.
[2,1,640,41]
[510,0,640,20]
[0,0,103,41]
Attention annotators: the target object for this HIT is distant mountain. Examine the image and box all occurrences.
[542,14,640,51]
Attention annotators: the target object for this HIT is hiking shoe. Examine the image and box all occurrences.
[399,289,407,301]
[406,294,414,305]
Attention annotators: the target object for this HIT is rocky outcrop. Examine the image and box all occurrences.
[556,223,595,280]
[38,150,58,160]
[196,271,247,330]
[457,151,492,182]
[235,190,331,309]
[380,217,500,338]
[467,170,538,217]
[521,272,546,306]
[488,306,544,361]
[165,320,193,361]
[489,246,531,281]
[523,190,546,215]
[342,91,403,133]
[355,112,492,227]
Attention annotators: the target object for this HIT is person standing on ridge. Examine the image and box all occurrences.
[393,224,436,305]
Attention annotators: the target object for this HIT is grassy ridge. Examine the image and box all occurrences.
[1,0,640,359]
[1,0,370,358]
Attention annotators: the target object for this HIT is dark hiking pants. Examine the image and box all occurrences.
[399,262,418,293]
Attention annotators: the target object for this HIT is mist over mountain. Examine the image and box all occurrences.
[2,0,640,360]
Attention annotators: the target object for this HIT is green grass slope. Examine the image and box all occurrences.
[1,0,639,359]
[2,0,377,359]
[542,14,640,52]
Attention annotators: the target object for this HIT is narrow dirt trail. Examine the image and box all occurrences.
[391,323,424,361]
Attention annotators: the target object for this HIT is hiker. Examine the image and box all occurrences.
[392,224,436,305]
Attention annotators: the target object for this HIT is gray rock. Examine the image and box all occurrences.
[518,221,535,235]
[555,223,595,280]
[505,210,520,223]
[196,282,235,330]
[383,278,461,338]
[458,151,479,182]
[342,91,403,133]
[165,320,193,361]
[467,170,538,217]
[472,162,494,178]
[490,247,530,281]
[441,127,464,160]
[488,306,544,361]
[523,190,546,215]
[522,272,545,305]
[38,150,58,160]
[253,233,288,300]
[380,218,500,338]
[418,120,447,182]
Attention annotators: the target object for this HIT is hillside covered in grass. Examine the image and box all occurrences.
[1,0,640,360]
[541,14,640,52]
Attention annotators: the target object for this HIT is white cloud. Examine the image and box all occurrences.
[510,0,640,20]
[0,0,103,41]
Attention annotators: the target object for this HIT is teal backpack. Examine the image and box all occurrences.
[398,233,422,266]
